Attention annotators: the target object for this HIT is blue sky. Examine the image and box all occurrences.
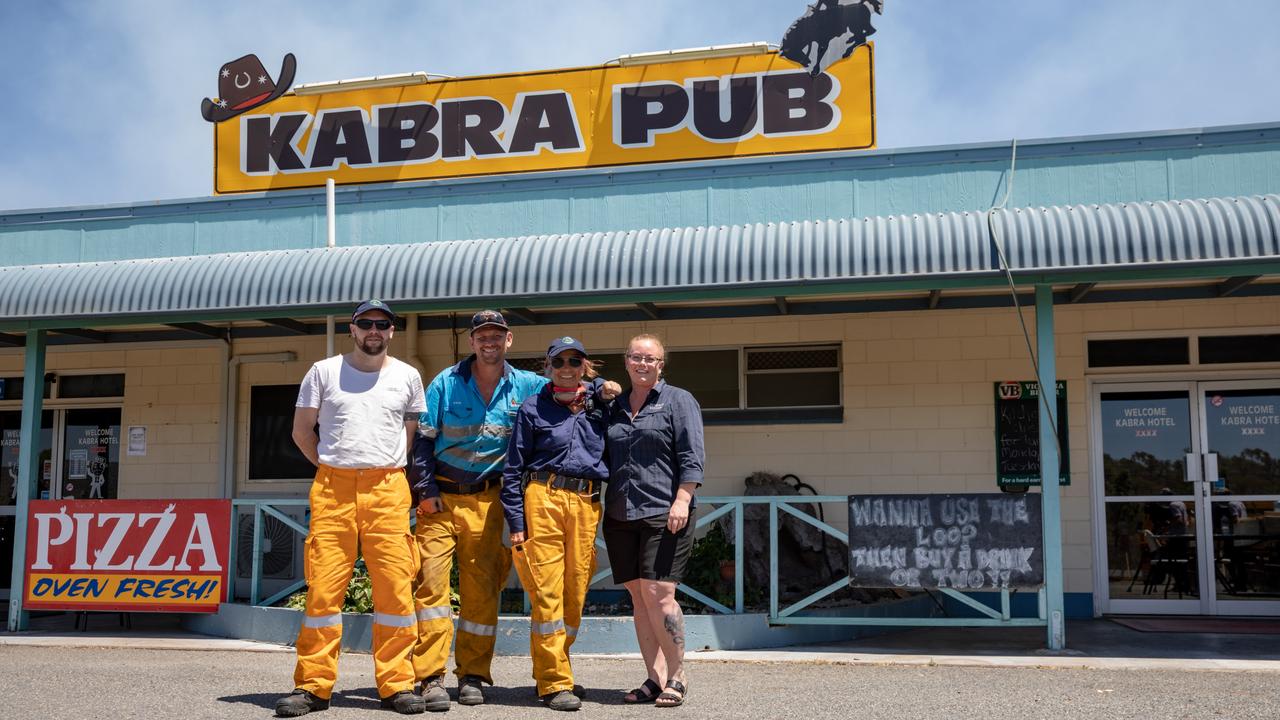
[1,0,1278,211]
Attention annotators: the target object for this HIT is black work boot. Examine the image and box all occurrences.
[275,689,329,717]
[457,675,486,706]
[542,689,581,711]
[381,690,426,714]
[417,676,451,712]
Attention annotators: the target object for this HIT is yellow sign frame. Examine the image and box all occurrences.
[214,47,874,194]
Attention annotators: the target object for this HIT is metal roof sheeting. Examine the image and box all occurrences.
[0,195,1276,323]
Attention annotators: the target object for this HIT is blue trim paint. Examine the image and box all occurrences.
[4,123,1280,268]
[941,592,1094,621]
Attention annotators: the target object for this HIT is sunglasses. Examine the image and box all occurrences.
[549,356,585,369]
[353,319,393,331]
[626,353,664,365]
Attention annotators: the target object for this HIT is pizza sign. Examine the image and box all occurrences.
[24,499,231,613]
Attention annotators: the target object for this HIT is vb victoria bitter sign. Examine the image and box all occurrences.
[24,499,231,613]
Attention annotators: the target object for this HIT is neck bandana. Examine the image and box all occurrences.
[552,384,588,413]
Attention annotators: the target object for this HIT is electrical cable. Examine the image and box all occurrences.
[985,140,1064,462]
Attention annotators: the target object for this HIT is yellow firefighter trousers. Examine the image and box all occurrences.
[412,483,511,684]
[293,466,418,700]
[510,479,601,697]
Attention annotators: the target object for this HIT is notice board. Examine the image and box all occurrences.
[847,493,1044,590]
[994,381,1069,487]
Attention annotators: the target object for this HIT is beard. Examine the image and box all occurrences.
[357,336,386,356]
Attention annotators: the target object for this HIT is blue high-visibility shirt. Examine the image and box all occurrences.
[500,383,610,535]
[409,357,548,501]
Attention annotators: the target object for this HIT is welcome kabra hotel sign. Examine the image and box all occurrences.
[24,499,232,613]
[214,47,874,193]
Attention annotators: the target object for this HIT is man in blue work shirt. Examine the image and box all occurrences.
[408,312,617,711]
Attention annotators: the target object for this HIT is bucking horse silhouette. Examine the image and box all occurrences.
[780,0,884,77]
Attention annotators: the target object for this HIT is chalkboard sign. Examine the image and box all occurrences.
[994,381,1069,486]
[847,493,1044,590]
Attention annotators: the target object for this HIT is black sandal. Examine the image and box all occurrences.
[655,679,686,708]
[623,678,662,704]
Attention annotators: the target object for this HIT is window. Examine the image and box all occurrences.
[1087,338,1189,368]
[248,385,315,481]
[509,344,841,424]
[1199,334,1280,364]
[745,346,841,408]
[0,373,122,400]
[57,373,125,399]
[0,376,52,401]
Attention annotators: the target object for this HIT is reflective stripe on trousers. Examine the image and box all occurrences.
[510,480,601,697]
[292,465,419,700]
[412,484,511,684]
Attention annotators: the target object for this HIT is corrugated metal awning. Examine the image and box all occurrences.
[0,195,1276,326]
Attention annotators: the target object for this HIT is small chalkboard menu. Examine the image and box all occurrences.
[994,381,1069,487]
[847,493,1044,590]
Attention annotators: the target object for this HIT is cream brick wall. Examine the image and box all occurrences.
[0,342,224,500]
[2,294,1276,600]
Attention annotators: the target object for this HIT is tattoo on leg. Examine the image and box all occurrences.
[663,612,685,651]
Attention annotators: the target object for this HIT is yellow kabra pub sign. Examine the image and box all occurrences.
[213,47,874,194]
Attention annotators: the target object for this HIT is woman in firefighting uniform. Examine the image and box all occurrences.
[500,336,608,712]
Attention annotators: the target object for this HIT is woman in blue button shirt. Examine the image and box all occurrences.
[603,334,704,708]
[501,337,609,712]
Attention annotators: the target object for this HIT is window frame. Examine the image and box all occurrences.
[245,383,317,484]
[508,342,843,425]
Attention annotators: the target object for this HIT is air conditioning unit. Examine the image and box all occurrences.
[232,507,308,602]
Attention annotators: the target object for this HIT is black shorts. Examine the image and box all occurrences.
[603,508,697,585]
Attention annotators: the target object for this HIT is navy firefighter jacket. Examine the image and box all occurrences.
[500,382,609,535]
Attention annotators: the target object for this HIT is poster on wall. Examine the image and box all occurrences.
[993,381,1070,487]
[213,48,875,193]
[127,426,147,456]
[24,499,232,613]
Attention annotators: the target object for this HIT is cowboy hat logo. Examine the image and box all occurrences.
[201,53,297,123]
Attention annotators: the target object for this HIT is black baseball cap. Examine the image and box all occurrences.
[470,310,509,334]
[352,299,396,321]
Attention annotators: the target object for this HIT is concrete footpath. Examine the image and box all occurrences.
[4,616,1279,673]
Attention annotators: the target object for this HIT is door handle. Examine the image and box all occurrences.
[1185,453,1201,484]
[1204,452,1219,491]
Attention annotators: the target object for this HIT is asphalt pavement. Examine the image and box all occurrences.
[1,644,1277,720]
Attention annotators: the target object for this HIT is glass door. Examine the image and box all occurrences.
[1199,381,1280,615]
[0,410,54,601]
[59,408,121,500]
[1095,384,1205,614]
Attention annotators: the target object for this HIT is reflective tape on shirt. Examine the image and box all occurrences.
[565,624,578,638]
[531,618,565,635]
[417,606,452,622]
[457,619,497,637]
[303,613,343,628]
[375,612,416,628]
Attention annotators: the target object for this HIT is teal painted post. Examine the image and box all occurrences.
[734,501,744,614]
[7,330,46,632]
[1035,286,1066,649]
[769,501,778,620]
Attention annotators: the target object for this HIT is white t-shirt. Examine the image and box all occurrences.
[296,355,426,469]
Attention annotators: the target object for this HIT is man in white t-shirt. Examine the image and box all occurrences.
[277,300,427,717]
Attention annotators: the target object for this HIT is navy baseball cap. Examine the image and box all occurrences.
[352,299,396,321]
[470,309,509,334]
[546,336,589,358]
